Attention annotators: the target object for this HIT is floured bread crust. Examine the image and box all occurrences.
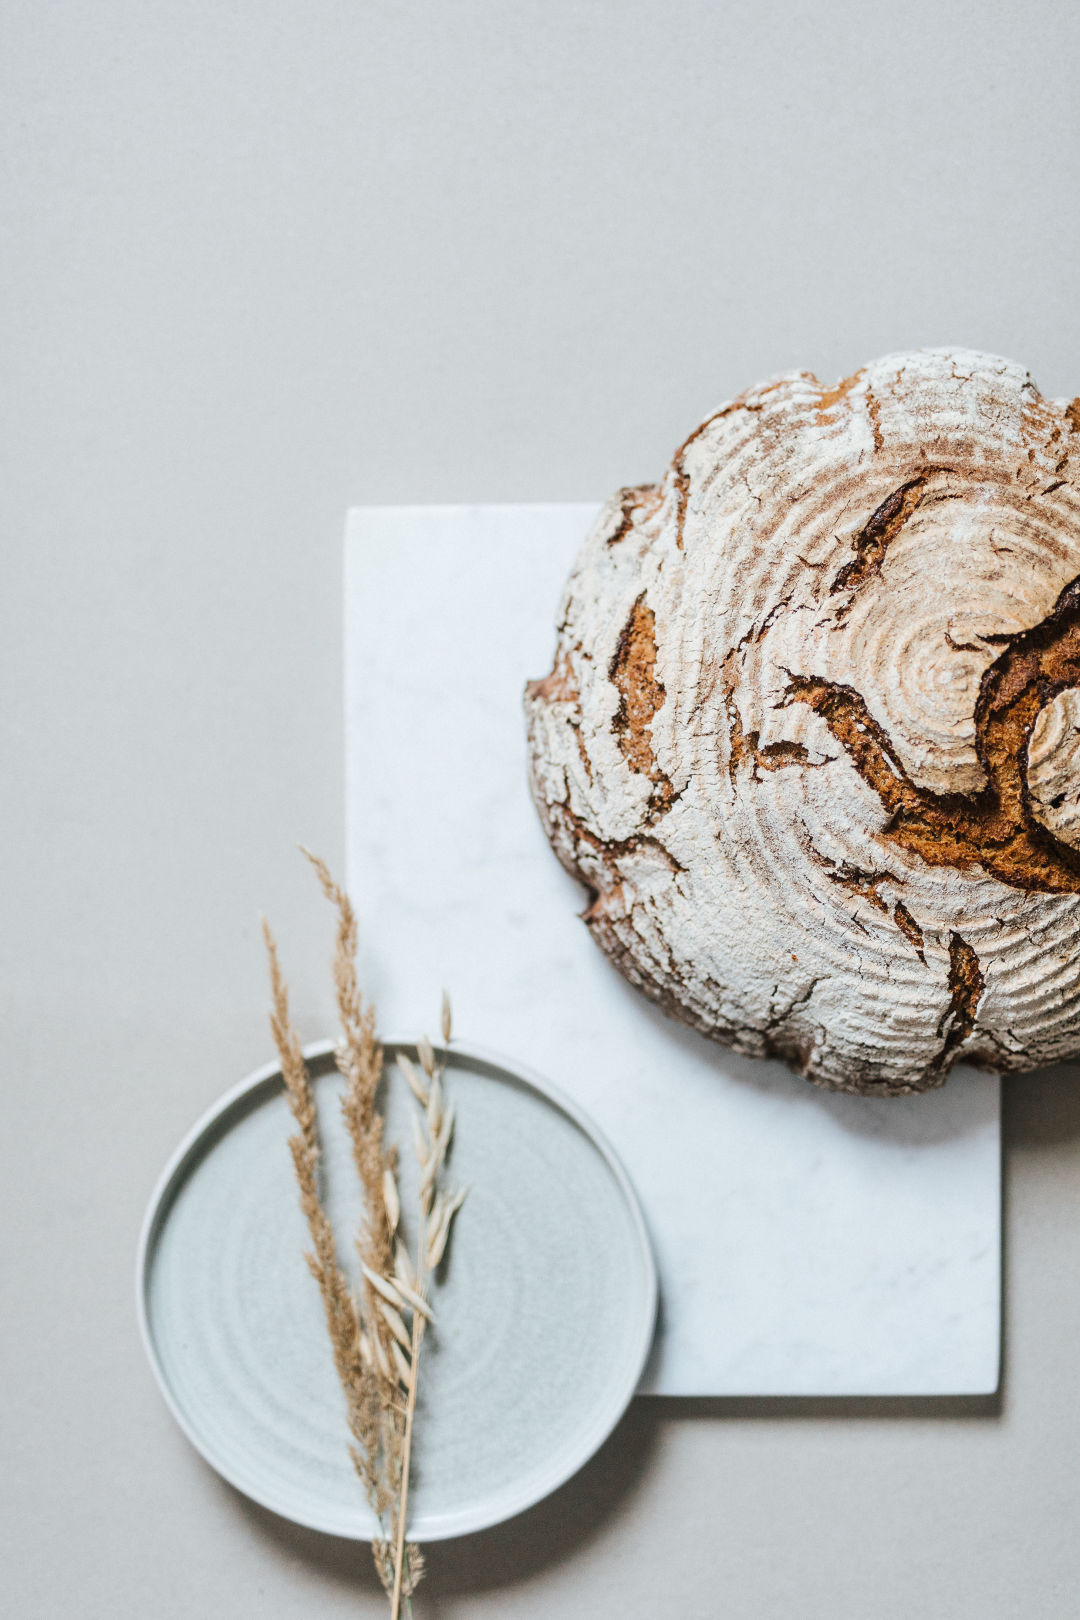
[524,350,1080,1094]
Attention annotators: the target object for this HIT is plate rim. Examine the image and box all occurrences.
[135,1036,658,1542]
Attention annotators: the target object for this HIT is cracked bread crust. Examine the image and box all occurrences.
[524,349,1080,1094]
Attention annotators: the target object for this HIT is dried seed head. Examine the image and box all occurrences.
[427,1072,443,1139]
[449,1185,468,1217]
[370,1325,392,1383]
[379,1299,411,1350]
[382,1167,400,1233]
[426,1215,451,1271]
[273,858,449,1610]
[394,1239,418,1293]
[435,1100,455,1164]
[361,1261,406,1311]
[402,1544,426,1598]
[441,991,452,1044]
[390,1272,434,1323]
[396,1051,428,1107]
[391,1338,413,1391]
[425,1194,446,1240]
[426,1185,467,1269]
[419,1158,437,1215]
[410,1106,430,1169]
[373,1539,395,1596]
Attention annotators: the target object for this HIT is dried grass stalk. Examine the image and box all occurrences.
[263,857,466,1619]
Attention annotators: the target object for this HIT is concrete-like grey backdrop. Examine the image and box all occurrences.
[5,3,1080,1613]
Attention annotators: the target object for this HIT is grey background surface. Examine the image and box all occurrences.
[4,3,1080,1614]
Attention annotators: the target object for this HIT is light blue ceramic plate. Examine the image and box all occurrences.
[136,1040,657,1541]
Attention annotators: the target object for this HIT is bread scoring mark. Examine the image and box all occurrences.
[829,477,933,599]
[822,861,891,913]
[724,638,825,789]
[866,386,884,453]
[672,466,690,550]
[814,368,885,454]
[667,383,787,550]
[604,484,662,545]
[754,739,817,771]
[545,793,685,939]
[829,933,982,1094]
[609,594,674,807]
[854,933,990,1095]
[892,900,926,962]
[927,933,985,1078]
[786,570,1080,894]
[535,783,683,899]
[571,720,593,784]
[559,805,684,876]
[525,649,579,706]
[810,847,927,959]
[725,696,750,788]
[726,697,819,788]
[816,369,863,416]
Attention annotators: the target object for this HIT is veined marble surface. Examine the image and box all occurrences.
[344,504,1001,1396]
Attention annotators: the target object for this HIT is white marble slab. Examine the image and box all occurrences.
[344,504,1001,1396]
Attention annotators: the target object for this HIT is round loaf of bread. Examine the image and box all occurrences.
[525,350,1080,1094]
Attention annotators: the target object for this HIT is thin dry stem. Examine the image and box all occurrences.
[391,1005,466,1617]
[390,1307,423,1617]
